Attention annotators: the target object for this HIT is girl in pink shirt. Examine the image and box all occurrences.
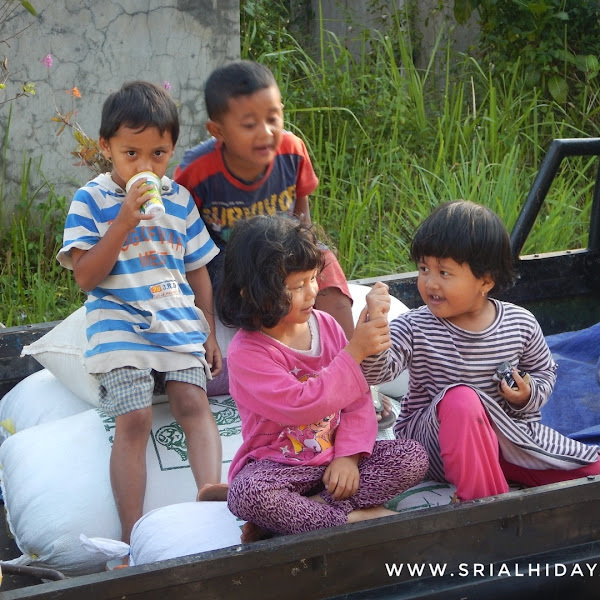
[213,215,428,540]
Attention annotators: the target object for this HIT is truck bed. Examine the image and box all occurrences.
[1,137,599,598]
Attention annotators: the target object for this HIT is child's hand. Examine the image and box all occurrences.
[344,306,391,363]
[204,334,223,377]
[366,282,391,320]
[498,368,531,408]
[116,180,157,230]
[322,455,360,500]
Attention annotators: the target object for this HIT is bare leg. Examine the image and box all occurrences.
[110,407,153,546]
[315,287,355,340]
[168,381,222,490]
[346,505,397,523]
[309,493,395,523]
[240,522,274,543]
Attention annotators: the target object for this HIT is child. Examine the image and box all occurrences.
[57,81,223,554]
[362,200,600,502]
[213,214,428,540]
[174,60,355,340]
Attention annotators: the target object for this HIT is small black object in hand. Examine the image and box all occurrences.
[493,361,525,390]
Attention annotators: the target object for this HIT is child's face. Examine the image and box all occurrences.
[99,125,175,189]
[207,84,284,182]
[416,256,495,329]
[282,268,319,326]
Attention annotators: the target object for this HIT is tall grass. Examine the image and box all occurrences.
[3,17,600,325]
[262,25,600,277]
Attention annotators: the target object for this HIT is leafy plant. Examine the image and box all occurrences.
[453,0,600,105]
[0,0,37,106]
[0,118,85,326]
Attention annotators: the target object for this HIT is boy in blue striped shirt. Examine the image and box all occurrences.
[58,81,223,558]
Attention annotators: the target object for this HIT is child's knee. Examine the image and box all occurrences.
[437,385,483,420]
[115,407,153,436]
[169,384,209,419]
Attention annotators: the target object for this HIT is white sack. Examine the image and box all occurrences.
[0,395,242,575]
[130,501,244,566]
[0,369,90,443]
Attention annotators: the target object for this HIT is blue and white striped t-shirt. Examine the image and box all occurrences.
[57,173,219,375]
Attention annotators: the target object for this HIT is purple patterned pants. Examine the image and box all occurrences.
[227,439,428,535]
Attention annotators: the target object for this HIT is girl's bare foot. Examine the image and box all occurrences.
[196,483,229,502]
[240,521,273,543]
[346,505,396,524]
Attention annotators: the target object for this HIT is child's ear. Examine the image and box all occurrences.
[206,119,223,141]
[481,274,495,295]
[99,137,111,160]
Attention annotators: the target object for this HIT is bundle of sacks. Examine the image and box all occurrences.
[0,285,456,575]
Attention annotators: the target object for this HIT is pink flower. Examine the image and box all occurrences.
[162,80,171,90]
[41,54,53,69]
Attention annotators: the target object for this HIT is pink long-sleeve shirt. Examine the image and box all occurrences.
[227,311,377,482]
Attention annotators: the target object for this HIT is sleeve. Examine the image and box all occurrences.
[228,338,370,427]
[56,187,100,270]
[508,314,557,414]
[181,188,219,270]
[292,135,319,198]
[361,314,412,385]
[333,394,377,459]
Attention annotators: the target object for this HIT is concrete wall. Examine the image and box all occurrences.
[1,1,239,216]
[310,0,479,69]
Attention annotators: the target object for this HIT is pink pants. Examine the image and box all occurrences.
[437,386,600,501]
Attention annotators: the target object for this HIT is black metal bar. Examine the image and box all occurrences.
[510,138,600,258]
[588,160,600,251]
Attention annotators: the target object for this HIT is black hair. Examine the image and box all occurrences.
[410,200,515,293]
[218,215,324,331]
[99,80,179,144]
[204,60,278,121]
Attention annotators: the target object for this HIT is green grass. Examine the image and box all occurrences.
[2,20,600,326]
[0,109,85,327]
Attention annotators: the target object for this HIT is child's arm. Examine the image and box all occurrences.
[344,305,391,365]
[187,266,222,377]
[70,181,155,291]
[361,316,411,387]
[293,195,311,226]
[498,315,557,412]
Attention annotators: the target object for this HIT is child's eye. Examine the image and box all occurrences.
[154,150,165,157]
[418,265,428,273]
[126,151,136,157]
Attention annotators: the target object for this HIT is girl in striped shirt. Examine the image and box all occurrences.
[362,200,600,501]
